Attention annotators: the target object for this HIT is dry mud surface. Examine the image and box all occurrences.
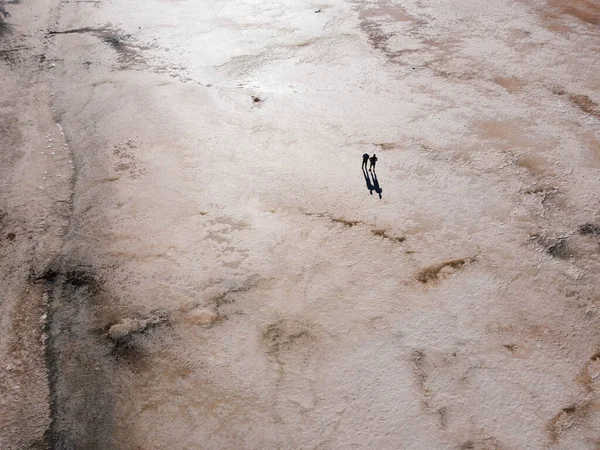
[1,0,600,449]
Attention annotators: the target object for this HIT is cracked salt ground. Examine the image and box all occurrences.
[1,0,600,448]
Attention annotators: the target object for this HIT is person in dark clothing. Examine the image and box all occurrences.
[369,154,378,171]
[362,153,370,170]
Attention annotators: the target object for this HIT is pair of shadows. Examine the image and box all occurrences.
[362,167,382,199]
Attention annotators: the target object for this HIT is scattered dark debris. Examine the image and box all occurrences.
[417,257,475,283]
[103,33,129,50]
[32,265,101,291]
[547,238,569,258]
[213,291,235,308]
[83,60,91,68]
[64,269,98,288]
[503,344,517,352]
[579,223,600,237]
[331,217,360,227]
[6,232,15,240]
[314,9,322,13]
[371,229,406,243]
[251,95,262,103]
[531,233,572,259]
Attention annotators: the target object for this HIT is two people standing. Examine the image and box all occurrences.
[362,153,382,199]
[362,153,377,172]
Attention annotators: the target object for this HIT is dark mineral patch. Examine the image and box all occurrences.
[579,223,600,237]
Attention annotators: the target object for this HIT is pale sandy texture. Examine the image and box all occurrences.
[1,0,600,449]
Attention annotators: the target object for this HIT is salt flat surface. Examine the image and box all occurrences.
[1,0,599,448]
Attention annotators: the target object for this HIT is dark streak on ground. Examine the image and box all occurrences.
[36,264,118,449]
[47,26,151,68]
[331,217,361,227]
[371,228,406,243]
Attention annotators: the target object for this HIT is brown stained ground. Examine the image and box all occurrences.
[416,257,475,283]
[493,76,526,93]
[549,0,600,25]
[546,401,598,444]
[582,132,600,167]
[331,217,361,227]
[355,0,423,63]
[471,120,537,151]
[371,228,406,242]
[575,351,600,392]
[569,93,600,118]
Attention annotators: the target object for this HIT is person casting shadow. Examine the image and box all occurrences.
[362,166,374,195]
[369,154,378,172]
[372,171,383,199]
[362,153,370,171]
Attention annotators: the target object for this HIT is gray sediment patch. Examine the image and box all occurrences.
[37,264,118,449]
